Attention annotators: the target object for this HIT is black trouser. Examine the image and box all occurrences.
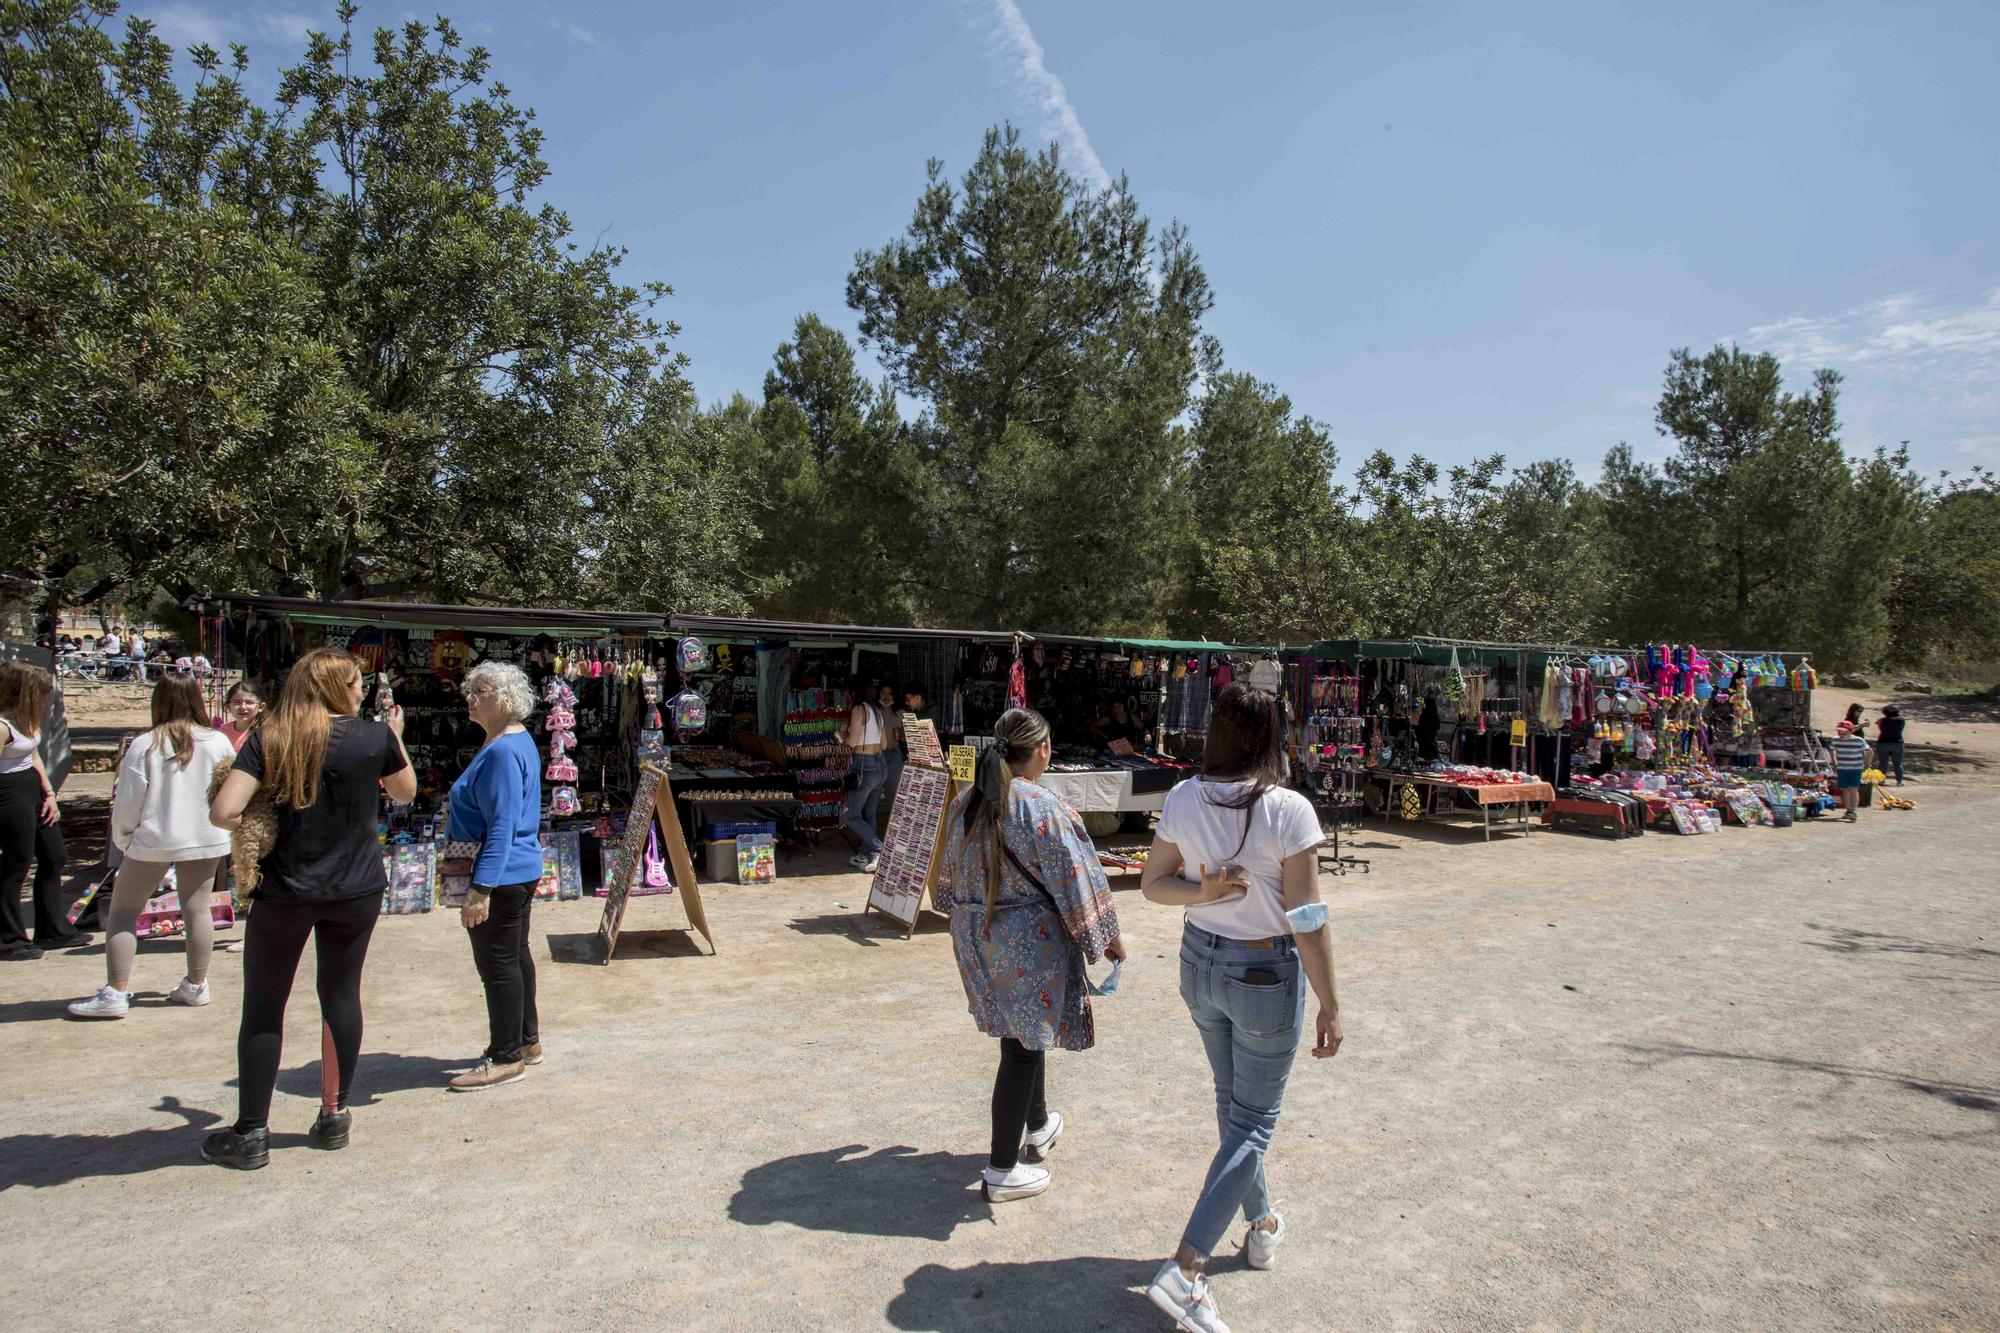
[467,881,539,1064]
[235,891,382,1131]
[1878,740,1906,783]
[0,768,69,947]
[990,1037,1049,1171]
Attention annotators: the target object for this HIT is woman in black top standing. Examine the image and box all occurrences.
[1875,706,1907,785]
[203,647,415,1169]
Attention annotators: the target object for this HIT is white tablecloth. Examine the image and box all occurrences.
[1036,768,1171,813]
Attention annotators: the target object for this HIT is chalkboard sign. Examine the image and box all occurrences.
[865,766,954,935]
[597,764,713,961]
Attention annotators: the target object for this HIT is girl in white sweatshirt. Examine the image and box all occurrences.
[70,674,237,1019]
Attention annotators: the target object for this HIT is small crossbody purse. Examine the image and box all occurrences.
[441,839,481,906]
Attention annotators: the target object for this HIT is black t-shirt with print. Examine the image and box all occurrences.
[236,717,407,902]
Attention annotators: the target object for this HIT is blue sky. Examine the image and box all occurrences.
[136,0,2000,478]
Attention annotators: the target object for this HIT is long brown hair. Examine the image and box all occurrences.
[148,673,207,767]
[0,661,53,735]
[260,647,360,809]
[1201,683,1288,859]
[961,708,1051,912]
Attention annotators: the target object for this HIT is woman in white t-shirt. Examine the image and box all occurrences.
[1138,683,1345,1333]
[69,673,237,1019]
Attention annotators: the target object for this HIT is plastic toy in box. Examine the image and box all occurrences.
[132,867,236,937]
[736,832,777,884]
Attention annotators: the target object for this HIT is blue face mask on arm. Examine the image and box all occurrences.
[1286,902,1329,934]
[1087,957,1124,996]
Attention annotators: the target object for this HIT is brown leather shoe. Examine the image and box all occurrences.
[523,1041,545,1066]
[449,1059,525,1092]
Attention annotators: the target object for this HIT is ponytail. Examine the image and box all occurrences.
[962,708,1051,912]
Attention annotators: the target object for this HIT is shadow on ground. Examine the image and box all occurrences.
[547,928,707,965]
[1618,1040,2000,1115]
[730,1144,993,1241]
[786,913,948,946]
[0,1096,222,1191]
[885,1257,1161,1332]
[1802,922,2000,962]
[222,1051,469,1105]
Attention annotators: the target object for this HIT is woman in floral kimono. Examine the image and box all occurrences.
[936,707,1125,1203]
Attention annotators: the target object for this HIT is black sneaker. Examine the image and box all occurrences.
[0,943,44,962]
[36,932,90,950]
[309,1109,350,1151]
[201,1126,270,1170]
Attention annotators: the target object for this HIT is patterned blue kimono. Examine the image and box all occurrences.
[935,778,1120,1052]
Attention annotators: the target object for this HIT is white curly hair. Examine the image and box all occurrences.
[464,661,537,723]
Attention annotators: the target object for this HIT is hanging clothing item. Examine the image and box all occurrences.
[1163,653,1214,733]
[1539,661,1566,729]
[1007,657,1028,711]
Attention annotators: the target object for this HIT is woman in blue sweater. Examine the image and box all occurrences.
[446,662,546,1091]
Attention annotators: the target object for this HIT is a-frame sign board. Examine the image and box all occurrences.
[597,763,712,961]
[864,763,955,937]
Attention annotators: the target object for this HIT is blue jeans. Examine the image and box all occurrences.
[1177,922,1307,1258]
[842,753,891,854]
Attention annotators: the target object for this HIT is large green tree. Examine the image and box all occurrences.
[1598,345,1912,667]
[1,0,361,631]
[847,124,1211,633]
[2,0,740,626]
[1182,371,1350,644]
[733,314,928,624]
[1884,473,2000,667]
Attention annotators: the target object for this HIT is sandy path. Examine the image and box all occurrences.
[1,684,1993,1330]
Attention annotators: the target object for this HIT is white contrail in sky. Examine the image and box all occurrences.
[985,0,1114,192]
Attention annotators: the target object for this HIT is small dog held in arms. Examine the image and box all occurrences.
[207,757,276,906]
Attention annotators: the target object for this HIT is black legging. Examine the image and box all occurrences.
[235,891,382,1131]
[0,768,69,947]
[990,1037,1049,1171]
[467,881,539,1064]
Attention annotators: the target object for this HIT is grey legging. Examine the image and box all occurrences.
[105,855,223,989]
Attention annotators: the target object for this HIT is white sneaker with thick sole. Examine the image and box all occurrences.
[981,1162,1051,1202]
[168,977,211,1007]
[860,854,881,874]
[1245,1204,1286,1270]
[1020,1110,1064,1163]
[1147,1260,1230,1333]
[69,985,131,1019]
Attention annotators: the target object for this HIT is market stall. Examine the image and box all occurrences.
[215,595,680,909]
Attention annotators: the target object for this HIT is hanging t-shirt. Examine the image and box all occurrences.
[1158,777,1324,941]
[1245,660,1282,693]
[235,717,408,902]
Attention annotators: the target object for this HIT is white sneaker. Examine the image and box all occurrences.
[1021,1109,1064,1163]
[68,985,131,1019]
[980,1162,1051,1202]
[168,977,211,1007]
[1245,1204,1286,1270]
[847,853,872,870]
[1147,1260,1230,1333]
[860,854,880,874]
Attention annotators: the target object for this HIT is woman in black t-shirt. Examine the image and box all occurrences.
[1875,706,1907,785]
[203,647,415,1170]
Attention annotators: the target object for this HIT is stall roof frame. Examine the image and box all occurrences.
[217,594,663,636]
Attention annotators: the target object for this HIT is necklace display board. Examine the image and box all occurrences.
[597,763,712,960]
[864,763,955,937]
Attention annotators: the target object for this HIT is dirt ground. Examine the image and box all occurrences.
[3,688,1996,1332]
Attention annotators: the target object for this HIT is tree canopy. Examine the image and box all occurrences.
[5,0,1991,672]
